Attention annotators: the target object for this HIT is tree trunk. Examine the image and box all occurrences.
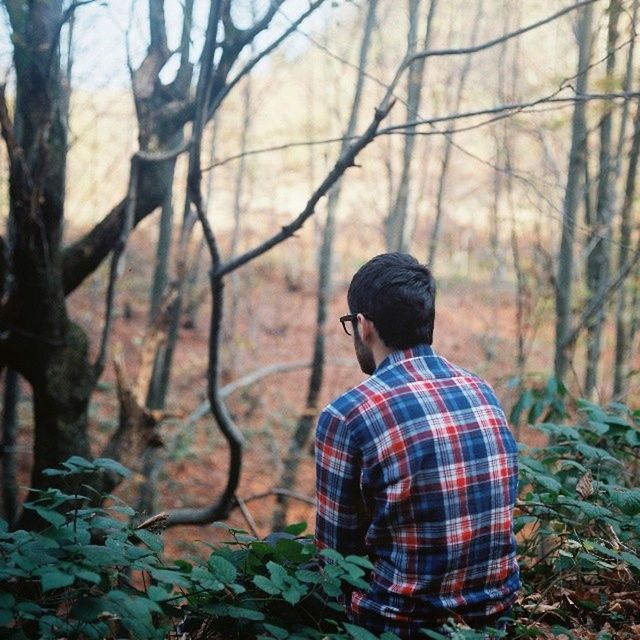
[584,0,620,398]
[613,0,640,398]
[554,3,594,384]
[226,73,253,365]
[427,0,482,270]
[1,369,20,528]
[613,104,640,397]
[149,192,174,322]
[272,0,378,531]
[386,0,438,252]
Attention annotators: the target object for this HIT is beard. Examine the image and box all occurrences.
[354,330,376,375]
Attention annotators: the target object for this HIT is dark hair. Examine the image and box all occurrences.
[347,253,436,349]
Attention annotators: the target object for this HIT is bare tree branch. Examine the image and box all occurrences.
[379,92,640,136]
[204,91,639,170]
[46,0,98,79]
[234,494,260,537]
[562,241,640,350]
[380,0,597,111]
[0,84,32,193]
[241,488,315,507]
[218,101,394,278]
[207,0,326,121]
[148,0,169,56]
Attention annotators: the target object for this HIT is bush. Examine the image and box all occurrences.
[516,399,640,636]
[2,399,639,639]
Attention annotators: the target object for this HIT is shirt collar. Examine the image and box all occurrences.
[374,343,436,374]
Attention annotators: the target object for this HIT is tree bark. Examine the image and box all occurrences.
[584,0,620,398]
[554,3,594,383]
[271,0,379,532]
[613,0,640,397]
[386,0,438,252]
[427,0,482,270]
[1,369,20,528]
[613,104,640,397]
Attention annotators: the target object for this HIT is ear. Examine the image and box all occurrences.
[357,313,376,344]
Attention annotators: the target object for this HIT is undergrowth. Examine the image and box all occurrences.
[1,399,639,639]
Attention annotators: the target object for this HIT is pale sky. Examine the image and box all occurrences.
[0,0,342,90]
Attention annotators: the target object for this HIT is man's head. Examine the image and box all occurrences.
[347,252,436,352]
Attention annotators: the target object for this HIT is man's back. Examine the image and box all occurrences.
[315,344,520,636]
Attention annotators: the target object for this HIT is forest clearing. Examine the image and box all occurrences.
[1,0,640,638]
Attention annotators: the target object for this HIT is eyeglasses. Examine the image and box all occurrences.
[339,313,359,336]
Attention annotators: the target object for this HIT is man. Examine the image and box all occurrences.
[315,253,520,638]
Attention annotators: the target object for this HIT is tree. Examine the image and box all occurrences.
[385,0,438,252]
[553,1,594,385]
[0,0,334,526]
[272,0,379,531]
[584,0,621,397]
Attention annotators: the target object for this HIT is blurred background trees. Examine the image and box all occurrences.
[0,0,639,533]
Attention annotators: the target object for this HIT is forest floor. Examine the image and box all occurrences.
[12,228,640,639]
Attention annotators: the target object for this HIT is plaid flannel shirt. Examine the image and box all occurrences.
[315,345,520,637]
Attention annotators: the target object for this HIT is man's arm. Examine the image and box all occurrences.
[314,407,368,557]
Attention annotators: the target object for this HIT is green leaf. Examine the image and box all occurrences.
[203,603,265,621]
[609,489,640,516]
[345,555,374,570]
[589,542,621,560]
[40,569,75,592]
[266,560,288,586]
[551,624,575,639]
[620,551,640,572]
[26,505,66,528]
[559,498,613,520]
[134,529,164,553]
[320,575,342,597]
[94,458,131,478]
[65,455,95,470]
[70,566,102,584]
[262,623,289,639]
[0,608,14,626]
[149,568,191,588]
[532,474,563,494]
[575,442,620,464]
[191,566,225,592]
[283,521,307,536]
[275,538,312,564]
[253,574,280,595]
[295,568,320,584]
[81,544,123,566]
[320,548,344,563]
[344,622,381,639]
[281,584,305,605]
[208,554,237,583]
[146,585,174,602]
[625,429,640,447]
[603,414,630,428]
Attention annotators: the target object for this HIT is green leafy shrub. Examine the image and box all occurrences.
[3,398,639,639]
[0,457,404,639]
[516,399,640,633]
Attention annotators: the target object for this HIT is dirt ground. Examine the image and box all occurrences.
[11,228,640,560]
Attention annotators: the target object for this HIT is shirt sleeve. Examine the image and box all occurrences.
[314,406,368,558]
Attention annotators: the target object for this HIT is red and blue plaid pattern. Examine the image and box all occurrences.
[315,345,520,637]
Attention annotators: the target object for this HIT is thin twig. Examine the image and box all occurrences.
[242,488,315,507]
[206,0,326,121]
[218,100,395,278]
[93,156,138,378]
[234,494,260,537]
[204,91,638,170]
